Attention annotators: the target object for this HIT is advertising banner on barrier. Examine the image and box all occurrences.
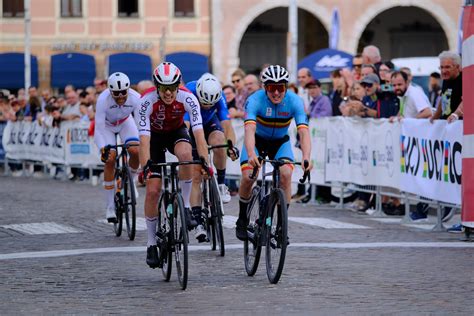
[63,121,102,167]
[289,119,327,185]
[2,121,65,164]
[325,117,401,187]
[400,119,462,205]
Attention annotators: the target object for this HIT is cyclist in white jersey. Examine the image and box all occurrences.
[94,72,141,223]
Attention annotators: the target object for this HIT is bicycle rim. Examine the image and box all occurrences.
[210,178,225,256]
[173,194,188,290]
[265,188,288,284]
[158,193,172,281]
[123,167,136,240]
[244,187,262,276]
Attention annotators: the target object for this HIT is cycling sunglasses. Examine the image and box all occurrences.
[112,90,128,97]
[265,83,287,94]
[157,83,180,93]
[361,82,374,88]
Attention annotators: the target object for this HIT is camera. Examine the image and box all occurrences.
[380,84,393,92]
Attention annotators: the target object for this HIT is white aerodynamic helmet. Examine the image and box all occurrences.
[260,65,289,85]
[153,62,182,86]
[196,73,222,106]
[108,72,130,92]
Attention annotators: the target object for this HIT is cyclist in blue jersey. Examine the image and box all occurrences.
[235,65,312,241]
[184,73,239,241]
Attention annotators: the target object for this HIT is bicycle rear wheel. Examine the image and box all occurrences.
[157,192,172,281]
[113,172,123,237]
[210,177,225,256]
[173,193,188,290]
[244,186,262,276]
[123,166,136,240]
[265,188,288,284]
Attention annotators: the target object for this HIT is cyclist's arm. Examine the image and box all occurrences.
[221,120,236,145]
[94,94,107,149]
[139,135,150,167]
[297,126,311,164]
[184,93,208,163]
[293,94,311,168]
[135,95,153,166]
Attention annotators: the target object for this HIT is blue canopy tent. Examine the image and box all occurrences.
[0,52,39,89]
[165,52,209,83]
[298,48,353,79]
[51,53,96,89]
[108,53,152,84]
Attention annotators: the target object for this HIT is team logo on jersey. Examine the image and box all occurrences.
[266,107,272,116]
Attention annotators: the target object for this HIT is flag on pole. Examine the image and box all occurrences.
[329,8,340,50]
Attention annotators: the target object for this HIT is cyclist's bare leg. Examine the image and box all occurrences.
[190,164,202,207]
[174,141,193,208]
[279,164,293,203]
[103,150,116,182]
[235,168,257,240]
[144,177,161,246]
[127,141,140,171]
[239,168,257,200]
[103,150,117,219]
[208,131,226,170]
[175,141,200,232]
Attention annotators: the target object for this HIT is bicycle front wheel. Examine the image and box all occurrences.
[157,192,172,281]
[210,177,225,256]
[244,186,262,276]
[123,167,137,240]
[265,188,288,284]
[173,193,188,290]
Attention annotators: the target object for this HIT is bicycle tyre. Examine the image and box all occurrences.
[244,186,262,276]
[173,193,188,290]
[265,188,288,284]
[210,177,225,256]
[123,166,137,240]
[113,172,123,237]
[157,192,172,281]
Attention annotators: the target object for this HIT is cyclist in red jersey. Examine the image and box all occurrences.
[135,62,209,269]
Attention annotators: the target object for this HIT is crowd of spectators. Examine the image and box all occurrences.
[0,45,464,223]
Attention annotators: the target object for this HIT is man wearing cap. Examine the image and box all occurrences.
[306,79,332,118]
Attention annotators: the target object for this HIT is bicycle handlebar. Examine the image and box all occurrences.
[208,139,233,152]
[104,143,139,151]
[249,158,310,184]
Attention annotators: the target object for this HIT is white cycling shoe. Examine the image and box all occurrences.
[194,224,207,243]
[106,205,117,223]
[219,184,231,204]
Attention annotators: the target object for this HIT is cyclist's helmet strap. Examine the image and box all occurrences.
[260,65,289,85]
[153,62,182,87]
[196,73,222,105]
[108,72,130,91]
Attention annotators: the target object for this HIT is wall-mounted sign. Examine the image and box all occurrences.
[52,41,153,51]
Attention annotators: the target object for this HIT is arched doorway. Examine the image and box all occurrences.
[357,6,449,59]
[238,7,328,75]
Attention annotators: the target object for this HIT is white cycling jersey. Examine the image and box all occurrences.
[94,88,141,149]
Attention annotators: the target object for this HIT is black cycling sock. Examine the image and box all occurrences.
[238,197,251,221]
[216,168,226,185]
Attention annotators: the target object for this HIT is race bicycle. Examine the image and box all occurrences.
[104,143,138,241]
[244,157,309,284]
[150,159,207,290]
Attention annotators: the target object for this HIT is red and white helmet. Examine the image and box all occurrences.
[153,62,182,86]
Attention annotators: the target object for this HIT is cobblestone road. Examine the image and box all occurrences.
[0,175,473,315]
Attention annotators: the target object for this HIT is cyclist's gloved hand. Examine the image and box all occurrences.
[227,146,240,161]
[100,146,110,163]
